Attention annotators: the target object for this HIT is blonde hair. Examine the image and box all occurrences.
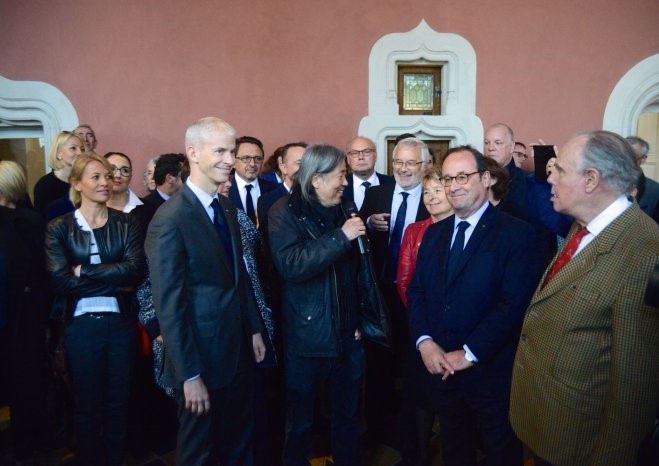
[0,160,27,205]
[48,131,85,170]
[68,153,113,208]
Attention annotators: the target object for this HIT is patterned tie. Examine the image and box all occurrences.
[446,221,469,283]
[543,226,589,288]
[244,184,256,224]
[385,191,409,282]
[361,181,371,192]
[210,198,234,267]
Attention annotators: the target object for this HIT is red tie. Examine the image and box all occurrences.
[543,226,589,288]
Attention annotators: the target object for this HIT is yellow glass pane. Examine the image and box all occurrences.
[403,74,434,111]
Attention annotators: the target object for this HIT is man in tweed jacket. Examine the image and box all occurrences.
[510,130,659,466]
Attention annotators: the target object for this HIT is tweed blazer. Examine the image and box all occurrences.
[510,203,659,466]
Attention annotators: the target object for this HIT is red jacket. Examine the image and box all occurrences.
[396,217,434,307]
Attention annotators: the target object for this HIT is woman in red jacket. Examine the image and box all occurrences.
[397,169,453,307]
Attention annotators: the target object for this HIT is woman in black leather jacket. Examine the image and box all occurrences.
[45,153,145,466]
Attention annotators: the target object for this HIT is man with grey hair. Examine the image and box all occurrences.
[343,136,394,210]
[74,124,98,153]
[626,135,659,222]
[510,130,659,466]
[359,137,430,451]
[268,144,367,465]
[146,116,265,465]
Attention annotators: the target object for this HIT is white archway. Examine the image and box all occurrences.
[358,20,483,172]
[0,75,79,167]
[603,54,659,136]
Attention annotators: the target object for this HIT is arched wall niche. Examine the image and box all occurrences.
[358,20,483,172]
[0,75,79,169]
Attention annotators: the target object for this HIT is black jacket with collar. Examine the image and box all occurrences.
[268,188,360,357]
[45,208,146,322]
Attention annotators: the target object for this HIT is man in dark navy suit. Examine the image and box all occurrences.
[256,142,307,242]
[228,136,277,226]
[343,136,394,210]
[408,145,543,466]
[135,153,187,229]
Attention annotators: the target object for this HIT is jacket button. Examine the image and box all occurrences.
[520,334,527,341]
[307,316,312,320]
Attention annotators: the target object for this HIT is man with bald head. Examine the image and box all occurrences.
[510,131,659,466]
[344,136,393,210]
[74,124,98,153]
[146,117,265,465]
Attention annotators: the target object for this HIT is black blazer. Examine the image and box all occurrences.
[133,190,166,231]
[407,204,543,395]
[360,183,429,278]
[343,172,394,206]
[145,184,263,389]
[228,177,278,214]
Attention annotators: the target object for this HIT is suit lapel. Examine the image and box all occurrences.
[445,205,495,288]
[531,203,641,305]
[182,185,234,281]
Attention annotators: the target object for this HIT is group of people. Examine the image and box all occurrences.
[0,117,657,466]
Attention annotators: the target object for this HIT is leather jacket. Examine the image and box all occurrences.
[397,217,434,307]
[269,189,358,357]
[45,208,146,322]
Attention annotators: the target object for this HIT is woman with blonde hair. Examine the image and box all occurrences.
[45,153,145,466]
[33,131,84,216]
[0,160,48,463]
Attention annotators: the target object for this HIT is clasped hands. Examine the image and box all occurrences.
[418,339,473,381]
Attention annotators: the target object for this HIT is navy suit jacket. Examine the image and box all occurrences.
[228,177,278,215]
[257,183,289,242]
[133,190,166,231]
[360,182,429,279]
[344,172,394,207]
[407,204,543,395]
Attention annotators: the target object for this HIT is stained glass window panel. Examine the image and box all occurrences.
[403,74,434,111]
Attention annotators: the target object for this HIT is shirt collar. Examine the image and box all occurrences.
[454,199,490,229]
[586,195,632,237]
[394,182,422,198]
[186,178,217,208]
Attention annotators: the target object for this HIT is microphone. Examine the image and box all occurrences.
[344,200,369,255]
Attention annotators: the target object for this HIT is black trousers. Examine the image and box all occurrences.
[428,384,522,466]
[65,314,135,466]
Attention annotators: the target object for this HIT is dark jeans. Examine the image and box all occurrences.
[283,338,364,466]
[65,313,135,466]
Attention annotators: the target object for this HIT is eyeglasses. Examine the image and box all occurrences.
[347,148,375,158]
[440,171,481,187]
[236,156,264,164]
[513,151,528,160]
[111,165,132,177]
[392,159,423,169]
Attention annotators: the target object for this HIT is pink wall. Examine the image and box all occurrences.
[1,0,658,193]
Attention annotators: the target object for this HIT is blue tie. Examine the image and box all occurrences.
[210,198,234,267]
[244,184,256,224]
[385,191,409,282]
[446,221,469,283]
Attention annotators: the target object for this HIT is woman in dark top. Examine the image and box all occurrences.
[33,131,84,216]
[45,153,145,466]
[0,161,48,463]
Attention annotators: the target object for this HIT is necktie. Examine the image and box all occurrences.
[446,221,469,283]
[361,181,371,192]
[384,191,409,282]
[210,198,234,267]
[543,226,589,288]
[244,184,256,224]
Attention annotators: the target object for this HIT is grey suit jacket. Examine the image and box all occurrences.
[145,184,262,390]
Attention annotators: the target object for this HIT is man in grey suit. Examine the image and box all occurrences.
[146,117,265,466]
